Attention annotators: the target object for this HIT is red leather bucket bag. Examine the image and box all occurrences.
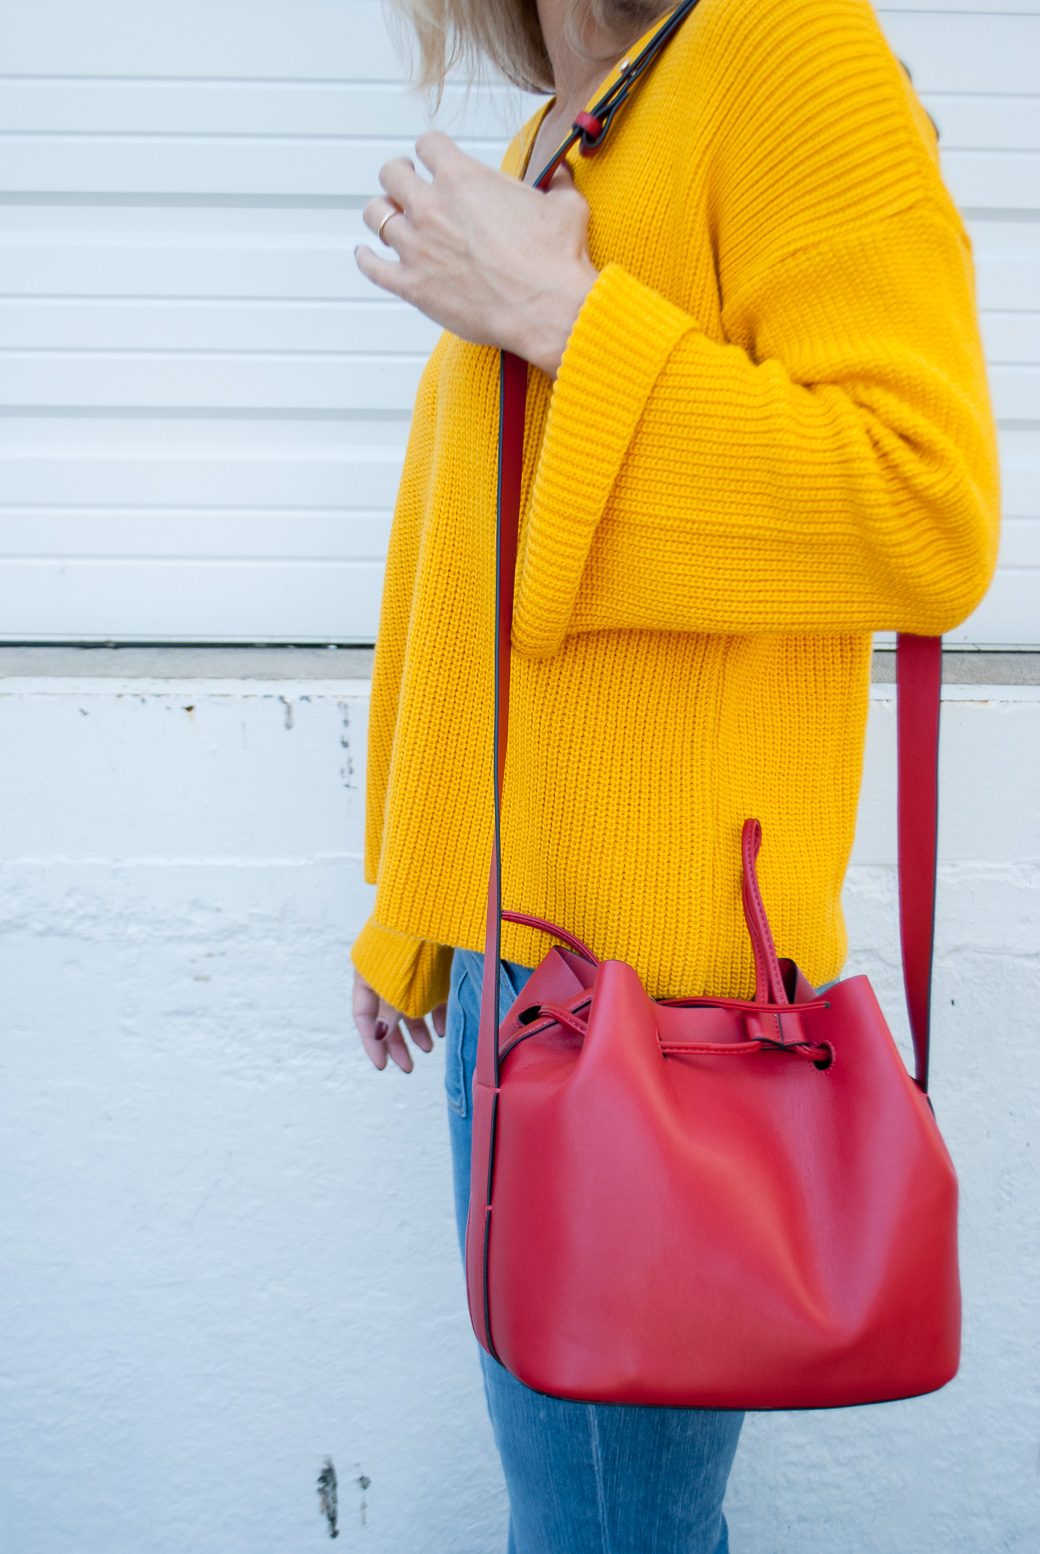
[463,1,961,1409]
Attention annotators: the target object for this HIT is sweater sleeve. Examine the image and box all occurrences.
[363,336,452,884]
[351,916,454,1018]
[512,0,1000,654]
[358,340,458,1018]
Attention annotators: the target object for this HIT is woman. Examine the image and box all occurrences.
[351,0,998,1547]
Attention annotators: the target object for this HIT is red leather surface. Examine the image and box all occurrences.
[466,347,529,1352]
[465,3,958,1407]
[488,957,959,1407]
[473,811,959,1405]
[898,632,942,1092]
[502,908,599,965]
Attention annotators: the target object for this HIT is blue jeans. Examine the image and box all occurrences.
[446,948,745,1554]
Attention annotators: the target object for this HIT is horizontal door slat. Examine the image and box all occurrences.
[0,419,406,506]
[980,313,1040,364]
[878,1,1040,13]
[925,93,1040,153]
[0,212,419,300]
[998,428,1040,517]
[0,79,531,140]
[967,224,1040,313]
[0,246,389,303]
[0,299,441,354]
[941,149,1040,211]
[996,518,1040,568]
[0,351,426,412]
[989,364,1040,421]
[2,0,402,80]
[878,14,1040,95]
[0,135,511,198]
[945,567,1039,647]
[0,510,391,560]
[0,558,384,642]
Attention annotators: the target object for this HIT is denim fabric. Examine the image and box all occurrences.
[446,948,745,1554]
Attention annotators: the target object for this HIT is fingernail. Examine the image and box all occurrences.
[374,1020,388,1041]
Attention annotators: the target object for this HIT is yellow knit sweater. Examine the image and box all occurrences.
[351,0,999,1017]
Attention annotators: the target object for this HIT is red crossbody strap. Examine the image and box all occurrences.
[476,350,527,1093]
[896,631,941,1091]
[527,0,706,182]
[479,2,708,1098]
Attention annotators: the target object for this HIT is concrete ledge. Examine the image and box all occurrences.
[871,650,1040,684]
[0,645,377,680]
[1,646,1037,685]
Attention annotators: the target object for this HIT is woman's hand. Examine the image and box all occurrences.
[355,132,599,380]
[353,966,447,1073]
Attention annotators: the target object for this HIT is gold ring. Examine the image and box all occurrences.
[377,205,402,246]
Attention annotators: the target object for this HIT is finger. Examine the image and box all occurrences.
[431,1002,448,1039]
[414,129,462,176]
[361,194,383,235]
[354,1001,383,1043]
[361,204,416,261]
[384,1023,415,1074]
[362,196,403,245]
[543,160,591,249]
[361,1033,389,1070]
[376,210,410,255]
[353,972,384,1052]
[378,155,425,208]
[546,159,589,220]
[547,157,576,192]
[404,1015,434,1054]
[352,970,380,1022]
[354,243,407,298]
[358,1017,389,1071]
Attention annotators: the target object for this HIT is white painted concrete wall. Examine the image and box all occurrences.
[1,668,1037,1552]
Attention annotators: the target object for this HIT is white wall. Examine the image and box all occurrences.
[1,668,1037,1553]
[0,0,1037,645]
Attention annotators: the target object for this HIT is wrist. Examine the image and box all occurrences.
[519,260,599,379]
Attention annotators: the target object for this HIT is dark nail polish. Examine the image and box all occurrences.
[374,1020,388,1041]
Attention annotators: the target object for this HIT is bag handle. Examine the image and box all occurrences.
[477,0,940,1098]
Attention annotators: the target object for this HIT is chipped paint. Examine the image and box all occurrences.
[317,1459,339,1540]
[356,1473,371,1528]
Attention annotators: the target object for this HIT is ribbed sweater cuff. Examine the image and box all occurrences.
[351,917,454,1018]
[513,263,697,658]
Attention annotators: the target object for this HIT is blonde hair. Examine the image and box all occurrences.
[386,0,671,98]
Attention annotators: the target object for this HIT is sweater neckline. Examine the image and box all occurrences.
[517,3,686,183]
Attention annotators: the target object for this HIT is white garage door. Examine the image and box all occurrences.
[0,0,1036,646]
